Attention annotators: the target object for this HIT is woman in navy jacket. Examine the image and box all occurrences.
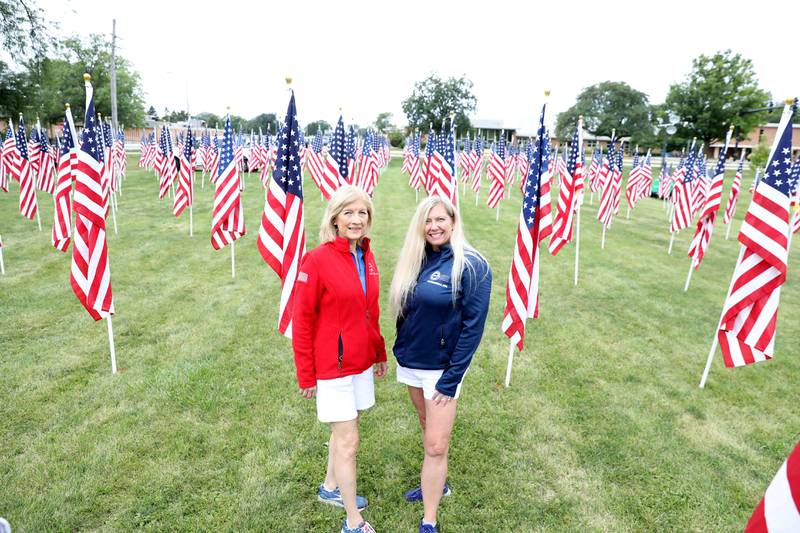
[389,196,491,533]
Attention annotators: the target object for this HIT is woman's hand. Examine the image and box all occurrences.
[431,390,454,406]
[299,386,317,399]
[374,362,388,378]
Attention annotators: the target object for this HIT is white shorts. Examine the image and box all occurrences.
[396,364,462,400]
[315,367,375,423]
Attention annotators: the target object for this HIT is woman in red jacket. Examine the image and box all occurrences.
[292,185,388,533]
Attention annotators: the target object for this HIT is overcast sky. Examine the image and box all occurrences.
[37,0,797,131]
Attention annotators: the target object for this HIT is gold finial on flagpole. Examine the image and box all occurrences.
[785,98,794,105]
[285,77,292,88]
[83,73,91,81]
[544,90,550,97]
[65,103,70,109]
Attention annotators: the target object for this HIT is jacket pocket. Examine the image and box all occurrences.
[337,332,343,369]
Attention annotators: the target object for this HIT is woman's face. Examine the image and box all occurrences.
[424,203,454,250]
[335,200,370,243]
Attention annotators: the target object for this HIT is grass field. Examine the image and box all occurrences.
[1,155,799,532]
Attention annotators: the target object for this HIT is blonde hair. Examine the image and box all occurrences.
[319,185,374,243]
[389,196,483,317]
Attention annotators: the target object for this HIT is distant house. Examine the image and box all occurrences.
[470,118,514,142]
[708,123,800,160]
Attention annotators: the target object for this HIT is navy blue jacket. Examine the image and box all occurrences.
[393,244,492,397]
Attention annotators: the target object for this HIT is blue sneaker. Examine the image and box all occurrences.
[341,519,376,533]
[403,482,451,502]
[419,520,437,533]
[318,484,368,510]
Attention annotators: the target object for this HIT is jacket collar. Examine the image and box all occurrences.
[331,236,371,254]
[425,242,453,260]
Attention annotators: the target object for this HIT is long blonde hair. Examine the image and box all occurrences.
[389,196,483,317]
[319,185,374,243]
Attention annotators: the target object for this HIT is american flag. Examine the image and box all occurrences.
[434,118,458,204]
[625,147,643,209]
[688,128,732,269]
[257,90,306,337]
[1,122,16,192]
[36,129,56,194]
[356,130,379,196]
[157,126,176,199]
[586,148,601,193]
[471,134,484,193]
[345,125,356,182]
[259,133,274,188]
[596,136,617,229]
[670,142,697,234]
[744,440,800,532]
[501,102,548,350]
[14,116,38,220]
[173,125,193,217]
[70,75,114,320]
[209,130,220,181]
[716,103,795,368]
[638,150,653,201]
[723,153,745,226]
[549,123,583,255]
[789,155,800,235]
[211,114,246,250]
[53,106,78,252]
[306,130,329,198]
[423,125,435,193]
[28,125,41,174]
[324,115,347,190]
[487,134,506,208]
[408,132,423,191]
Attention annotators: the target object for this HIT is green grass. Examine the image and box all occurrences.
[1,156,799,532]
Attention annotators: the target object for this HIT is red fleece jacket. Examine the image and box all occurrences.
[292,236,387,388]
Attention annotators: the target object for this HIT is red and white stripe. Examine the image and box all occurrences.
[723,156,745,225]
[211,157,245,249]
[173,149,193,217]
[548,128,582,256]
[717,107,793,369]
[688,132,731,269]
[70,80,113,321]
[486,149,505,208]
[744,441,800,532]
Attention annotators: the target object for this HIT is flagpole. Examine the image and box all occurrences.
[504,340,515,388]
[601,225,606,249]
[35,199,42,231]
[699,245,746,388]
[110,190,118,234]
[496,204,500,222]
[725,220,733,240]
[106,316,117,374]
[668,231,676,254]
[0,234,5,275]
[684,261,694,291]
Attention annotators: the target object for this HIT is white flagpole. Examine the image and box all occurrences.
[495,204,500,222]
[110,191,118,234]
[574,203,581,285]
[601,225,606,249]
[699,245,746,388]
[684,261,694,291]
[725,220,733,240]
[0,234,5,275]
[668,231,676,254]
[106,316,117,374]
[504,341,515,388]
[231,241,236,278]
[34,188,42,231]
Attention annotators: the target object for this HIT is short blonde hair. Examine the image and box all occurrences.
[319,185,374,243]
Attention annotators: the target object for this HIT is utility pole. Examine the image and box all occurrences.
[110,18,118,131]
